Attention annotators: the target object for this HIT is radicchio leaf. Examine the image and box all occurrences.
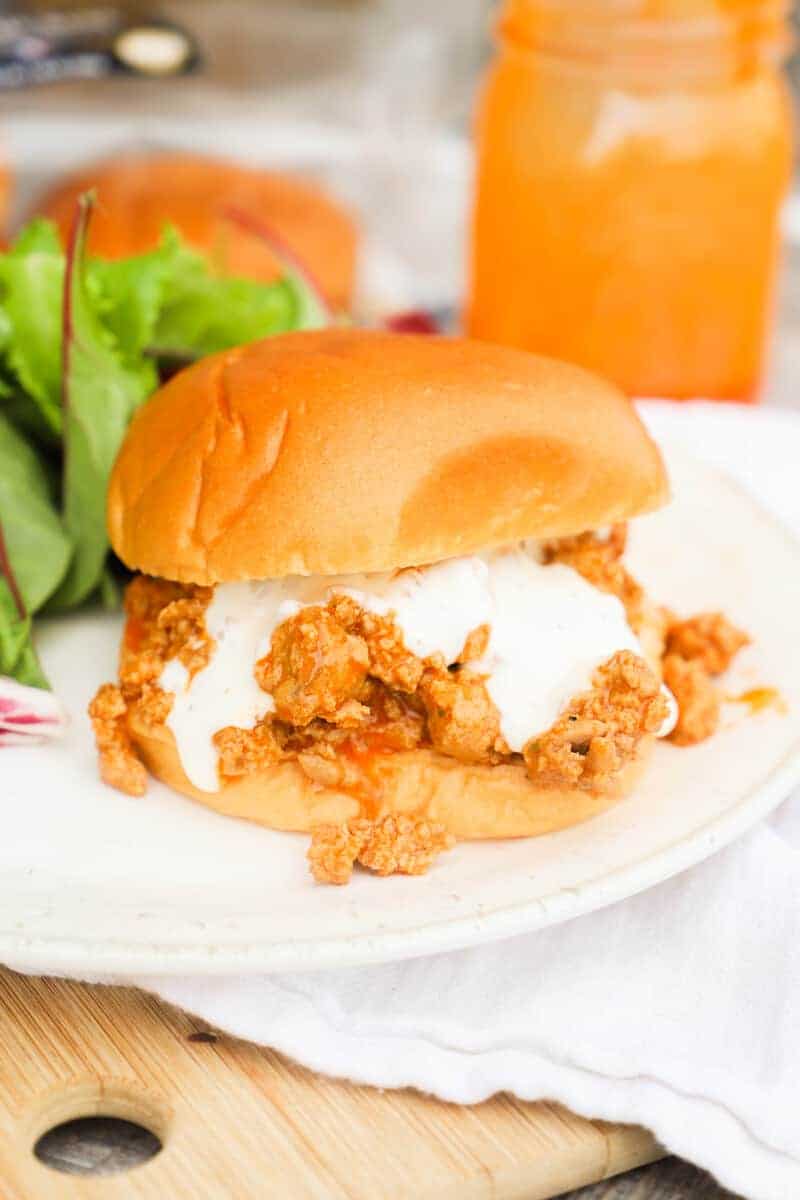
[382,309,441,334]
[0,674,67,744]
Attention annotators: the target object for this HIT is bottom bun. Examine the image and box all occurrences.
[129,714,653,839]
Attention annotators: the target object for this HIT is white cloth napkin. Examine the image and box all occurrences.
[135,403,800,1200]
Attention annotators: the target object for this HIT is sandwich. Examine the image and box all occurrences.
[90,330,748,883]
[30,151,357,311]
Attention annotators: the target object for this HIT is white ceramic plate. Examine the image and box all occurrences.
[2,445,800,977]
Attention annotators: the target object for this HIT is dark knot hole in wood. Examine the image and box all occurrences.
[25,1079,169,1178]
[35,1116,161,1176]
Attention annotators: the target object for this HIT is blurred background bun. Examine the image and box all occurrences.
[29,150,358,311]
[0,149,12,239]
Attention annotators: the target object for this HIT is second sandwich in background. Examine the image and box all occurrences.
[29,150,358,312]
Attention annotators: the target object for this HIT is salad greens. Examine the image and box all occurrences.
[0,193,325,688]
[0,411,71,686]
[52,196,160,610]
[0,219,65,440]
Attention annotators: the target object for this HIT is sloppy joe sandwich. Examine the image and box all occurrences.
[90,331,749,883]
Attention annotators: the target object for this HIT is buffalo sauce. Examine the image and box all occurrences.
[729,686,787,715]
[468,0,793,400]
[334,730,410,819]
[123,614,146,655]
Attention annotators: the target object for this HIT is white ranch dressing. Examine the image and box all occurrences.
[474,551,643,752]
[160,546,674,794]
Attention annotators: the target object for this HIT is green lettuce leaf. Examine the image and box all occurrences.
[99,563,123,610]
[0,219,65,439]
[151,261,302,357]
[0,580,48,689]
[91,222,317,363]
[12,218,62,257]
[218,205,330,331]
[0,201,329,638]
[0,410,69,687]
[0,411,72,615]
[87,225,186,361]
[50,195,155,610]
[0,303,71,687]
[0,384,61,448]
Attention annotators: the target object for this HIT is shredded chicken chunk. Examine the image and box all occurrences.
[328,592,426,692]
[214,720,289,778]
[255,605,369,726]
[419,667,508,764]
[157,596,214,677]
[119,575,212,692]
[295,687,427,793]
[660,611,749,745]
[92,576,212,792]
[88,683,147,797]
[213,682,426,789]
[662,653,722,747]
[308,815,455,884]
[665,612,750,676]
[458,623,491,664]
[133,682,172,730]
[296,741,362,791]
[524,651,668,792]
[544,525,645,632]
[91,569,753,883]
[307,821,366,885]
[356,680,428,749]
[124,574,187,626]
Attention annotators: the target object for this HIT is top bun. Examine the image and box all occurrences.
[108,330,669,585]
[30,152,357,310]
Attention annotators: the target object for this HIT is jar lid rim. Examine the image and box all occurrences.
[499,0,791,40]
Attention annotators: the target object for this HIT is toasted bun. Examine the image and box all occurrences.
[108,330,669,584]
[31,152,357,309]
[128,710,652,838]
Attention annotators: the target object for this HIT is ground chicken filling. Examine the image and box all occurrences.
[89,527,750,883]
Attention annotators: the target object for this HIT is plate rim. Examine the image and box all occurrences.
[3,736,800,978]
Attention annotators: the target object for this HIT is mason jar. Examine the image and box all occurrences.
[467,0,794,400]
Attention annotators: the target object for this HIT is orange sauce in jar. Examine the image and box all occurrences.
[467,0,793,400]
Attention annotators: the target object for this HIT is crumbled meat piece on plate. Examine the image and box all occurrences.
[665,612,750,675]
[662,653,721,746]
[308,815,454,884]
[88,683,147,797]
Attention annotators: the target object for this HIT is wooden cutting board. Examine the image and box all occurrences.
[0,966,661,1199]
